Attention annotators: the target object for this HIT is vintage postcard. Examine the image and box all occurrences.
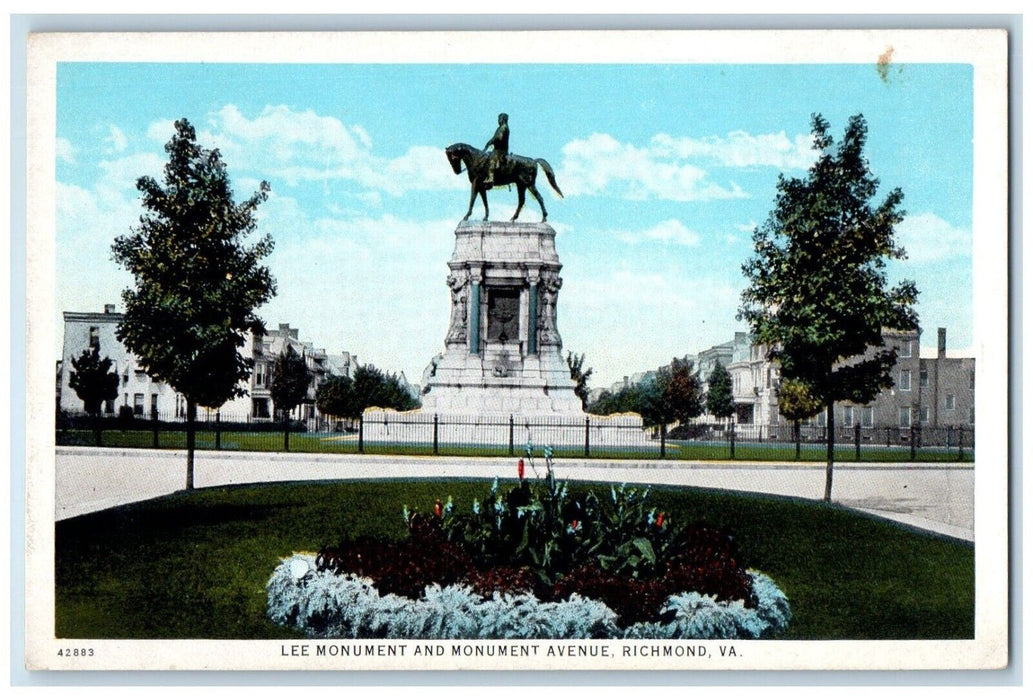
[23,28,1009,672]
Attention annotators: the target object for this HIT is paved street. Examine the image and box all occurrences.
[53,447,975,541]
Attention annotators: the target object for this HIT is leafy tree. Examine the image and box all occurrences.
[68,346,119,415]
[565,351,594,411]
[739,113,918,501]
[588,386,647,417]
[316,374,355,423]
[112,118,276,489]
[705,360,734,425]
[270,345,311,421]
[68,345,119,446]
[653,357,704,428]
[350,364,420,417]
[777,377,824,458]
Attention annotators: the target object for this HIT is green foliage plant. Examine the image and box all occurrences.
[777,378,824,457]
[315,373,355,423]
[352,364,421,416]
[111,118,276,489]
[739,113,919,501]
[565,351,594,411]
[705,360,735,426]
[270,345,311,420]
[434,442,679,588]
[68,345,120,446]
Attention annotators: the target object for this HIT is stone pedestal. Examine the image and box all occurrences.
[421,221,584,416]
[364,220,647,448]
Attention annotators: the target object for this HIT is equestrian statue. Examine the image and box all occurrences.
[446,113,563,222]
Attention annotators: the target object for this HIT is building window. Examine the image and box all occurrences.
[919,368,929,388]
[920,407,930,424]
[898,407,911,427]
[862,406,875,428]
[104,399,115,414]
[946,394,956,410]
[151,394,159,418]
[255,363,267,388]
[253,398,270,418]
[843,406,854,428]
[89,326,100,349]
[899,369,911,392]
[900,341,912,358]
[133,393,144,415]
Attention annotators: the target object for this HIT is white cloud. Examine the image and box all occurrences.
[104,125,128,153]
[650,130,818,170]
[895,212,972,264]
[614,219,702,248]
[55,137,76,164]
[187,105,459,196]
[558,132,747,202]
[146,119,178,143]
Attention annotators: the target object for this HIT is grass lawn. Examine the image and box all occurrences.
[55,479,974,640]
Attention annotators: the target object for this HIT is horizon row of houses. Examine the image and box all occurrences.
[58,304,975,436]
[56,304,363,424]
[592,327,976,436]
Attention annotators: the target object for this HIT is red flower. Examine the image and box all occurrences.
[655,512,665,528]
[572,520,579,530]
[434,499,443,518]
[518,459,525,480]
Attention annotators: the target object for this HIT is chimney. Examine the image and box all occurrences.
[104,303,116,314]
[938,328,947,359]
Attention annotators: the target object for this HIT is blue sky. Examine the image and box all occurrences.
[54,61,974,388]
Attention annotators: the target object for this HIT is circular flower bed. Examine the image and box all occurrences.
[266,449,791,639]
[268,554,790,639]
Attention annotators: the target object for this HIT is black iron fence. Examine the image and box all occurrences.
[56,409,975,462]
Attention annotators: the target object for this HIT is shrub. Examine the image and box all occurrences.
[268,555,790,640]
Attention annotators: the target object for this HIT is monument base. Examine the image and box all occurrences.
[362,408,650,449]
[421,343,583,415]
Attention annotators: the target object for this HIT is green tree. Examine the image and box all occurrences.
[653,357,704,428]
[112,118,276,489]
[739,113,918,501]
[270,345,311,421]
[316,374,356,425]
[705,360,734,426]
[350,364,420,417]
[565,351,594,411]
[777,377,824,458]
[68,345,120,446]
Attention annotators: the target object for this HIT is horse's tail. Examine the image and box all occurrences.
[536,158,564,198]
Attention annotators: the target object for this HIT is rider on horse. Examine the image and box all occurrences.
[483,113,509,187]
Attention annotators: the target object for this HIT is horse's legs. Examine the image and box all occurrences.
[528,184,548,222]
[511,185,526,221]
[464,185,478,221]
[479,189,489,221]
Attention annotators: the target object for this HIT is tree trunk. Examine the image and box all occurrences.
[92,411,102,448]
[186,399,196,491]
[824,401,835,502]
[794,420,801,460]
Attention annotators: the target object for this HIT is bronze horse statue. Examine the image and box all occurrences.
[446,143,563,222]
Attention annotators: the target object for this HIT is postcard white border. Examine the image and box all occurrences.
[23,28,1010,672]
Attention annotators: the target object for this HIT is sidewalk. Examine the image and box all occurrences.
[54,447,975,541]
